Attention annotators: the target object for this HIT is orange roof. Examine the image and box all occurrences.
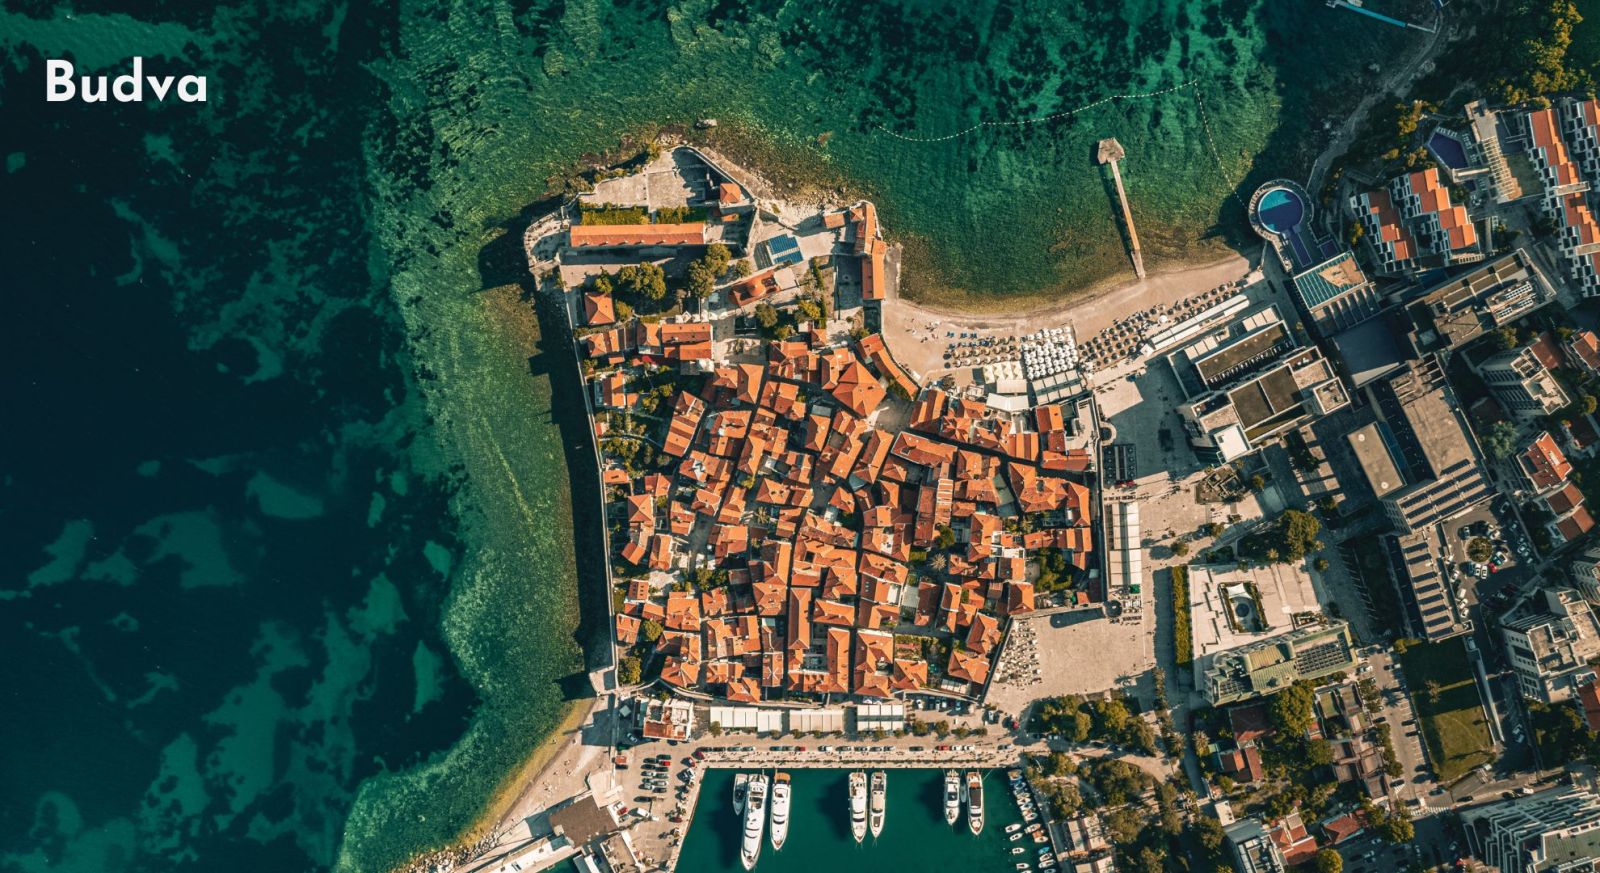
[1358,189,1416,264]
[569,222,706,247]
[717,182,742,205]
[1521,431,1573,493]
[947,647,991,685]
[1580,682,1600,732]
[1569,330,1600,373]
[1557,505,1596,542]
[583,292,616,326]
[826,355,887,417]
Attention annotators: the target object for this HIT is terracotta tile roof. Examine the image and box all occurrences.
[965,612,1002,654]
[1002,581,1035,616]
[616,613,641,645]
[1357,189,1416,264]
[583,292,616,326]
[947,647,991,685]
[665,591,703,632]
[1567,330,1600,373]
[1556,504,1595,542]
[893,431,958,468]
[1580,682,1600,732]
[569,222,706,247]
[663,392,705,457]
[824,353,886,417]
[1521,431,1573,493]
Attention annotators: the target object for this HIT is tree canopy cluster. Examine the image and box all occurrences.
[1031,694,1159,755]
[1241,509,1322,564]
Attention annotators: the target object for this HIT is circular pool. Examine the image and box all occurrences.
[1256,186,1306,234]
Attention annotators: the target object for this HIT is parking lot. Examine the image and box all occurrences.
[1361,648,1435,808]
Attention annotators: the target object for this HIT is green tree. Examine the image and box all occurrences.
[1315,848,1343,873]
[1467,536,1493,563]
[1172,539,1190,557]
[685,259,717,298]
[1248,474,1266,492]
[641,619,664,643]
[754,302,780,329]
[592,273,614,295]
[1269,681,1317,736]
[618,655,642,685]
[616,262,668,300]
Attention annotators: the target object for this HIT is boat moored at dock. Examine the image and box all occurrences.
[734,773,751,817]
[966,771,985,836]
[868,771,886,838]
[943,770,961,826]
[741,774,768,871]
[769,772,791,852]
[848,771,868,843]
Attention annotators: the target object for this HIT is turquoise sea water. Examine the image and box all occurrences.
[678,769,1029,873]
[1,2,1418,872]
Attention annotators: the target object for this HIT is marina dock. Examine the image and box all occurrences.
[1097,137,1146,280]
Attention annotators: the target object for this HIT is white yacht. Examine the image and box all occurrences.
[966,771,985,836]
[733,773,751,817]
[943,770,961,826]
[868,771,886,838]
[769,772,791,852]
[741,774,768,871]
[848,771,868,843]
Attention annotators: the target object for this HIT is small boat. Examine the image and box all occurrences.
[1016,865,1031,871]
[734,773,751,816]
[1012,847,1025,855]
[943,770,961,826]
[742,774,768,871]
[1005,823,1022,834]
[1008,768,1023,782]
[1010,833,1023,841]
[849,771,869,843]
[966,771,984,836]
[1025,823,1042,834]
[769,772,791,852]
[869,771,886,838]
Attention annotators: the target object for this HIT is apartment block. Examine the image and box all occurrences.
[1502,588,1600,704]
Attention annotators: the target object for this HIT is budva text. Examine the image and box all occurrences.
[46,58,207,103]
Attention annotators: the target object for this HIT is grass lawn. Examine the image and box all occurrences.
[1397,637,1495,783]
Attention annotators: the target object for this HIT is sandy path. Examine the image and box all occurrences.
[883,251,1257,380]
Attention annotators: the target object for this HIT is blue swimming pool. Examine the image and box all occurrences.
[1257,186,1312,266]
[1257,187,1305,233]
[1428,130,1470,170]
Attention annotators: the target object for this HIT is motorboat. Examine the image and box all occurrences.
[769,772,791,852]
[741,774,768,871]
[734,773,750,816]
[1011,847,1025,855]
[849,771,869,843]
[1005,823,1022,834]
[943,770,961,826]
[869,771,886,838]
[966,771,984,836]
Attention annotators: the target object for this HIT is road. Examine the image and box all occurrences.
[1306,7,1451,197]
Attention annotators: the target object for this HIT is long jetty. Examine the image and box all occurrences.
[1097,137,1146,280]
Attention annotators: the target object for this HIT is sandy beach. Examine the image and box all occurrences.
[883,250,1259,381]
[451,697,605,855]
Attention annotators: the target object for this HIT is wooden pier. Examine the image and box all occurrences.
[1097,137,1146,280]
